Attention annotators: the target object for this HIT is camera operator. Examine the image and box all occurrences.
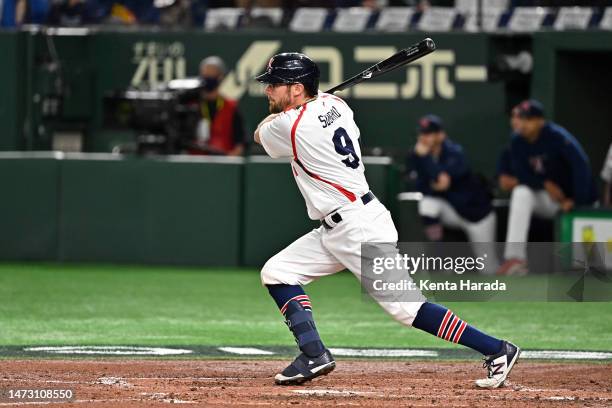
[190,56,246,156]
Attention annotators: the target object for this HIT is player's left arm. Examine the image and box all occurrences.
[254,112,294,159]
[254,113,280,145]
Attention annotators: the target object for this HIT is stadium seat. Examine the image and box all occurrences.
[600,7,612,30]
[249,7,283,28]
[417,7,458,32]
[374,7,414,32]
[553,7,593,31]
[332,7,372,32]
[204,8,244,31]
[507,7,550,32]
[456,0,508,32]
[289,8,328,32]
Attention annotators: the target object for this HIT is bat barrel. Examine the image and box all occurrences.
[325,37,436,94]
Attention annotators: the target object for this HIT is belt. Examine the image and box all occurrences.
[321,191,376,230]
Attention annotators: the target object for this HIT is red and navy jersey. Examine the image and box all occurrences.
[409,139,492,223]
[509,122,597,205]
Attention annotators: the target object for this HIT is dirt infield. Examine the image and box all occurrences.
[1,359,611,407]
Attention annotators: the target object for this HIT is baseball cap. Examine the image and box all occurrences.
[517,99,545,118]
[417,114,444,134]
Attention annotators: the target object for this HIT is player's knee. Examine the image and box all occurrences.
[260,260,279,286]
[376,300,427,327]
[260,256,292,286]
[418,196,443,218]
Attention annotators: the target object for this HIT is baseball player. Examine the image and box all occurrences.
[408,114,499,273]
[253,53,519,388]
[498,100,598,275]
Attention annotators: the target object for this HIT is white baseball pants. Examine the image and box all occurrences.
[418,196,500,273]
[504,185,559,260]
[261,198,426,326]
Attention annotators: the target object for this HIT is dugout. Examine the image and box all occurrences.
[531,31,612,178]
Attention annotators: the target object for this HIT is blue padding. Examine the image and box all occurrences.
[297,329,321,346]
[288,310,313,328]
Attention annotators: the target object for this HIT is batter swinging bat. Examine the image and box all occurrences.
[325,38,436,94]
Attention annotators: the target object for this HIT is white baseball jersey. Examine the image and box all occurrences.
[259,92,370,220]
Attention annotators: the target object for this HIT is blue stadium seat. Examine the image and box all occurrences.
[204,7,244,31]
[374,7,414,32]
[289,8,329,32]
[332,7,373,32]
[553,7,594,31]
[416,7,459,32]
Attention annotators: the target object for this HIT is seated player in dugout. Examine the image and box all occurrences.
[407,114,499,272]
[188,56,246,156]
[498,99,598,276]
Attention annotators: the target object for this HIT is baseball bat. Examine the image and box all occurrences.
[325,38,436,94]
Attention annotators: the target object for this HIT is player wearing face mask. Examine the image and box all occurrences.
[191,56,246,156]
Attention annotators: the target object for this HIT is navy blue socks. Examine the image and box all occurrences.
[267,284,325,358]
[412,302,503,356]
[267,288,502,357]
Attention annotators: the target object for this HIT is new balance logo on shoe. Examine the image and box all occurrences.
[490,361,505,376]
[475,341,521,389]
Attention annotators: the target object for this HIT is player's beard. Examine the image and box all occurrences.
[268,89,291,114]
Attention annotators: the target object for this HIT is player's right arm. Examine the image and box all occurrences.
[253,112,293,158]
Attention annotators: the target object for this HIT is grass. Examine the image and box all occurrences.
[0,263,611,351]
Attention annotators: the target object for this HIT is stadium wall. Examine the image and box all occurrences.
[3,30,610,174]
[0,154,392,266]
[2,30,506,172]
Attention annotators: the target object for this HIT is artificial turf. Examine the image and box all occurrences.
[1,263,611,351]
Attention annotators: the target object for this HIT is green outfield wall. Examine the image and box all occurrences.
[58,156,243,266]
[0,154,394,267]
[0,155,59,260]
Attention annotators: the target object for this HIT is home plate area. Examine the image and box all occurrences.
[1,358,611,407]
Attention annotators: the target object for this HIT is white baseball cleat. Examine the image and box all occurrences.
[475,341,521,388]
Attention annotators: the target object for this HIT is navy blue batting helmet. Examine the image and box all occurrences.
[255,53,320,96]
